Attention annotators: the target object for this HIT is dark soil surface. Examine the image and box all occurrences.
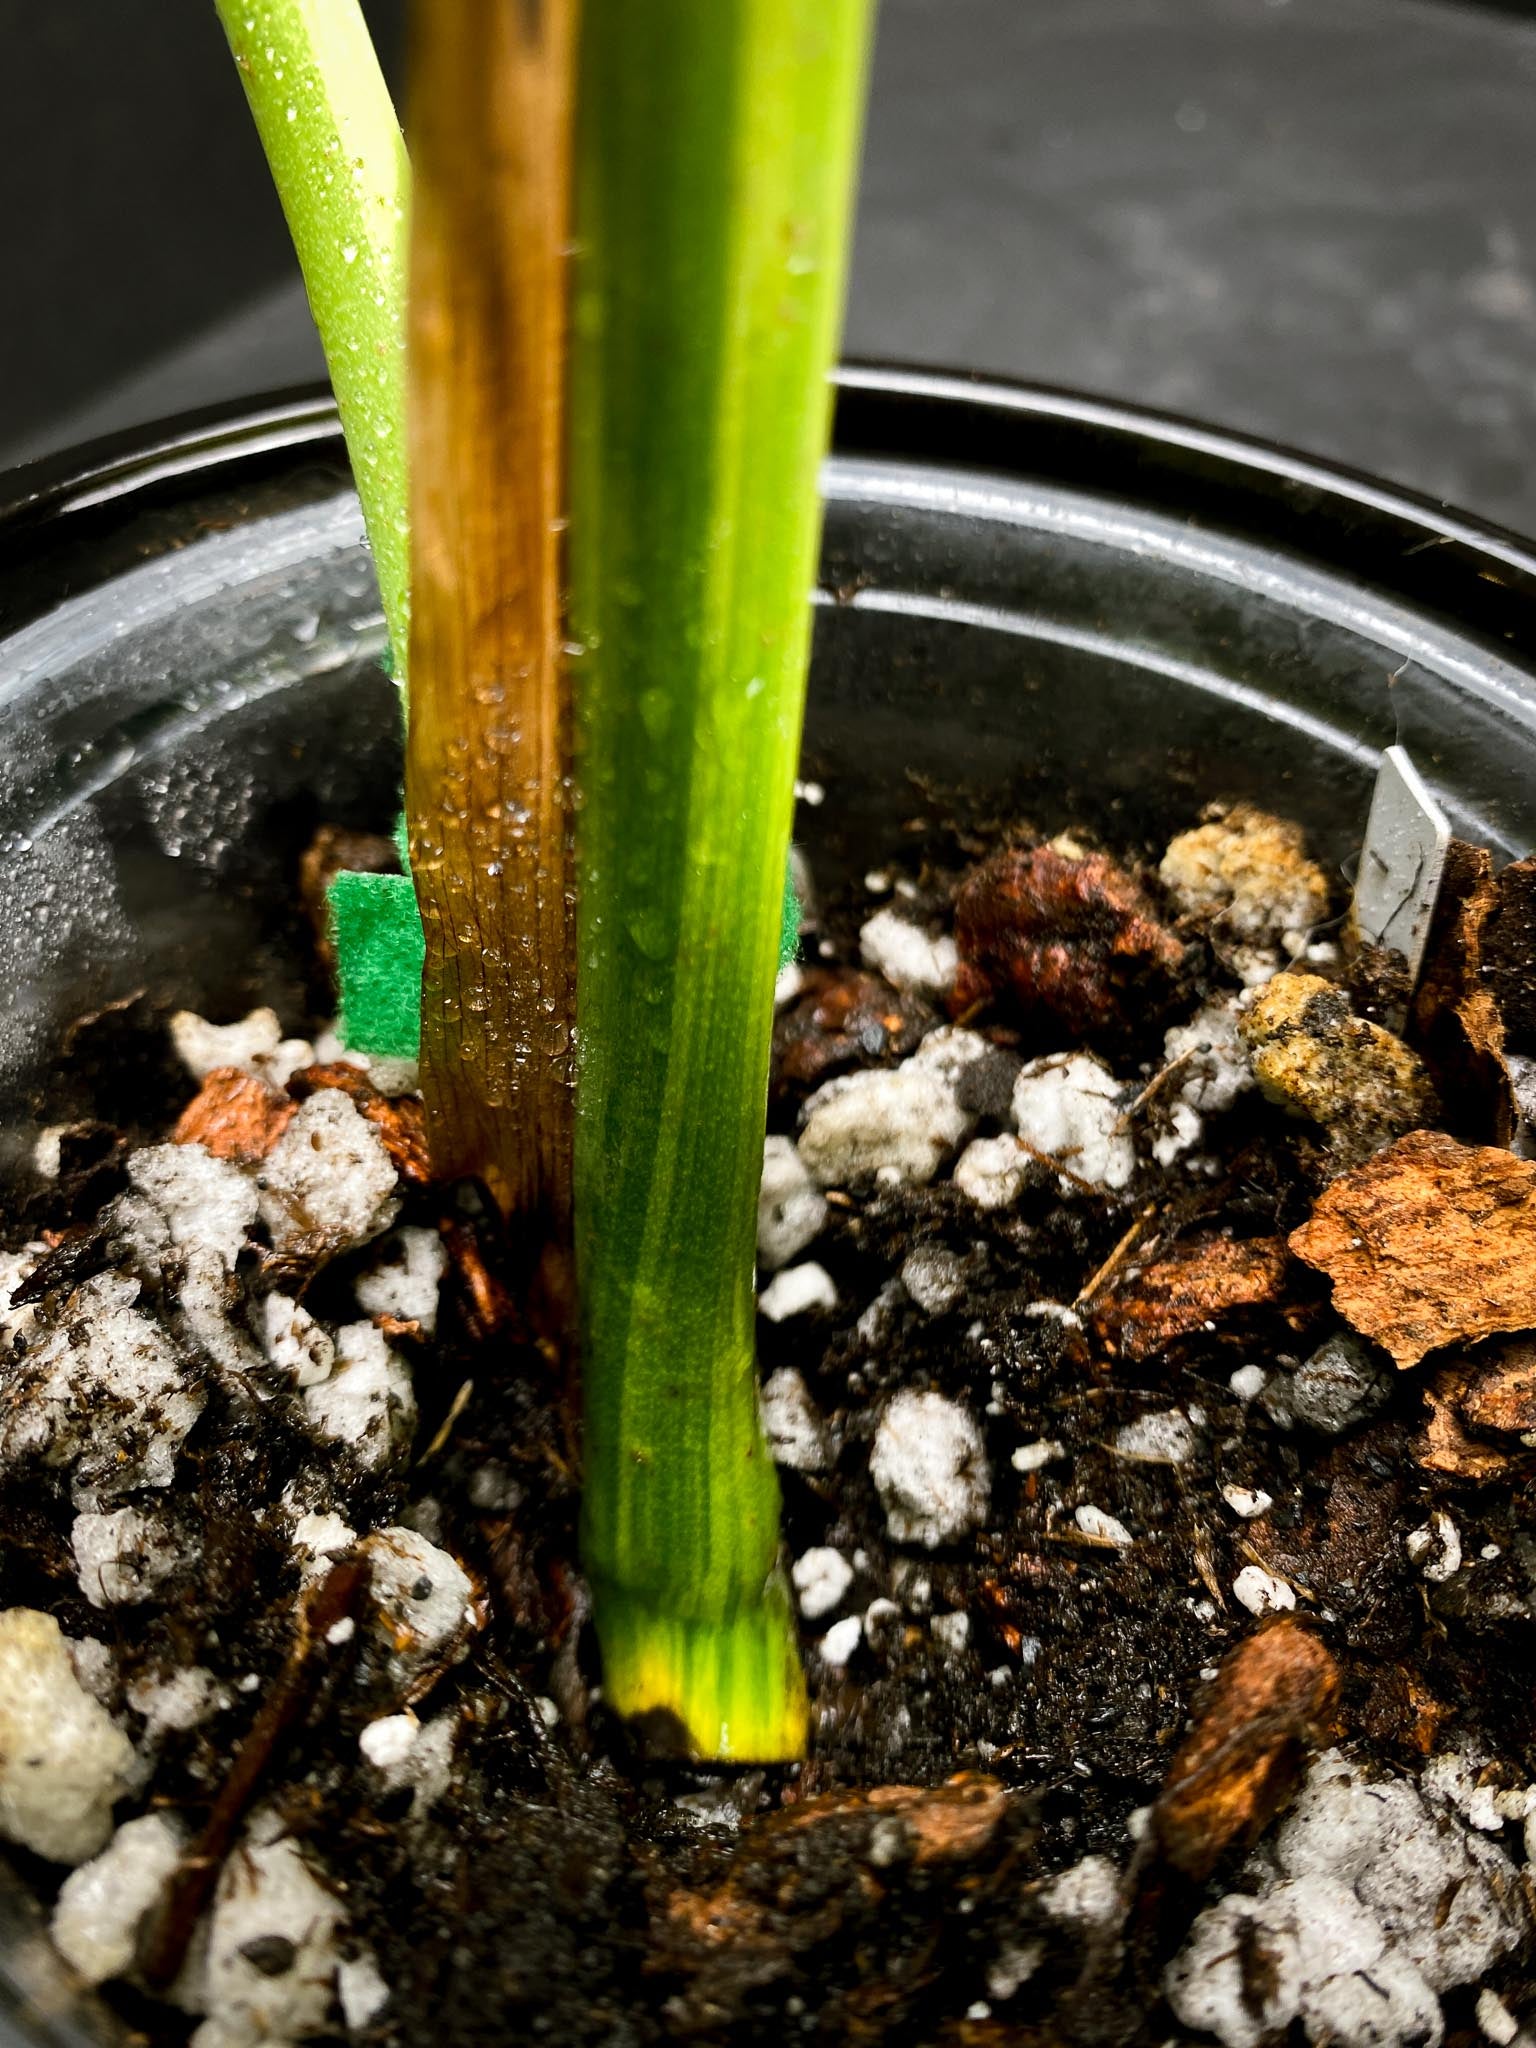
[3,801,1536,2048]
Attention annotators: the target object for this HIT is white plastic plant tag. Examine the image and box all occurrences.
[1353,745,1451,989]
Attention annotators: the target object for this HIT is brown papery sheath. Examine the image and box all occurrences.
[404,0,576,1274]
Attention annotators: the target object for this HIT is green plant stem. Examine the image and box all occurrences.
[570,0,872,1760]
[214,0,410,680]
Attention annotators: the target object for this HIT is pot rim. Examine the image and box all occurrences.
[4,365,1536,644]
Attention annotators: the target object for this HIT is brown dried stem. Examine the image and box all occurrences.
[404,0,576,1241]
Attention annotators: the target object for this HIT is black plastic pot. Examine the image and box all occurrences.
[2,365,1536,2039]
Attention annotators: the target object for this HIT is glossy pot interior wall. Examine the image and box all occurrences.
[5,372,1536,1177]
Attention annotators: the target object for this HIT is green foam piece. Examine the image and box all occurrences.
[778,860,801,971]
[328,868,424,1060]
[327,837,798,1060]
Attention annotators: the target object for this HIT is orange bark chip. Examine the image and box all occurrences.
[171,1067,296,1163]
[1092,1235,1296,1363]
[1153,1620,1340,1879]
[1289,1129,1536,1369]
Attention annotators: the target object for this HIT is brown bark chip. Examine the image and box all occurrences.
[1091,1235,1297,1363]
[780,1774,1011,1868]
[951,843,1186,1037]
[1289,1129,1536,1369]
[659,1776,1012,1977]
[1408,840,1515,1145]
[1152,1621,1340,1880]
[1455,1336,1536,1436]
[299,823,399,973]
[1481,853,1536,1048]
[1417,1373,1512,1481]
[772,968,932,1099]
[171,1068,296,1163]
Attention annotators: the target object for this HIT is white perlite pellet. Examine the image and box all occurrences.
[127,1665,230,1741]
[1477,1991,1526,2048]
[1281,1750,1525,1990]
[184,1822,344,2048]
[0,1244,43,1345]
[170,1006,313,1089]
[258,1089,399,1258]
[0,1609,135,1864]
[291,1510,356,1569]
[337,1952,392,2031]
[360,1715,420,1771]
[72,1507,185,1608]
[1220,1484,1273,1520]
[67,1637,119,1709]
[1110,1410,1195,1466]
[901,1245,966,1315]
[1168,1747,1527,2048]
[127,1142,258,1265]
[757,1135,828,1272]
[953,1134,1031,1211]
[1163,999,1253,1116]
[303,1321,416,1471]
[930,1611,971,1655]
[354,1226,448,1335]
[0,1271,204,1507]
[1011,1053,1134,1195]
[1148,1101,1204,1167]
[1041,1854,1123,1931]
[1074,1504,1133,1547]
[858,908,958,998]
[1407,1511,1462,1583]
[1011,1439,1065,1474]
[360,1527,474,1689]
[51,1814,183,1985]
[792,1547,855,1621]
[798,1064,973,1189]
[1232,1565,1295,1615]
[758,1261,838,1322]
[818,1616,862,1668]
[908,1025,995,1091]
[760,1368,831,1473]
[260,1292,335,1388]
[1168,1880,1440,2048]
[32,1129,64,1180]
[870,1390,990,1549]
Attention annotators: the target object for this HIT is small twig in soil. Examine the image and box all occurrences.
[1192,1533,1227,1610]
[441,1218,529,1352]
[1111,1048,1200,1134]
[1074,1203,1159,1308]
[1012,1136,1108,1198]
[1235,1537,1311,1603]
[418,1377,475,1463]
[137,1557,371,1992]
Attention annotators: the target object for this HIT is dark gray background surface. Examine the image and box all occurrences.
[6,0,1536,536]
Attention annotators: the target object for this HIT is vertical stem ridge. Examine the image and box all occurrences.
[404,0,576,1237]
